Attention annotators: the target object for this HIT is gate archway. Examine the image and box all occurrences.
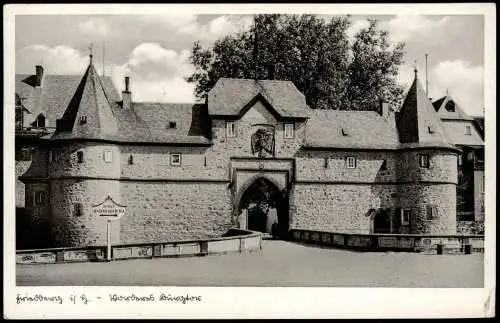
[236,177,289,238]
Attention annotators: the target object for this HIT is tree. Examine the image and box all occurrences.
[186,14,406,110]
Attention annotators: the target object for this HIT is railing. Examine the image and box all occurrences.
[16,228,262,265]
[289,229,484,255]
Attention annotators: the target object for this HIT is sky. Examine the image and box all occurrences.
[15,13,485,116]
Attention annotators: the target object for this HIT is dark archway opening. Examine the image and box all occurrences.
[238,177,289,239]
[373,209,392,234]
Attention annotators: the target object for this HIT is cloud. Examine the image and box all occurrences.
[384,15,449,43]
[397,59,484,116]
[78,17,110,37]
[134,14,252,43]
[111,42,196,102]
[431,60,484,115]
[17,44,88,74]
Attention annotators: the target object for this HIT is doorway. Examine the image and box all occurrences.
[237,177,289,238]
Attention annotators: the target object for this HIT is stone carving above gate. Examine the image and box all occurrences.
[251,125,275,158]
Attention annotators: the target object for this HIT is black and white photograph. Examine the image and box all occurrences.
[3,3,495,319]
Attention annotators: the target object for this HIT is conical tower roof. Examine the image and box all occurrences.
[52,57,118,140]
[396,70,455,149]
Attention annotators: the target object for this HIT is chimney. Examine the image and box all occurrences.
[378,100,390,118]
[122,76,131,109]
[35,65,44,87]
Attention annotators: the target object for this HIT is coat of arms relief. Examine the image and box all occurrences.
[251,127,275,158]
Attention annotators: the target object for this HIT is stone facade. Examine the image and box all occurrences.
[19,63,461,248]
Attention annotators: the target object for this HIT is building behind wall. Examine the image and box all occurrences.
[432,95,485,224]
[18,56,462,248]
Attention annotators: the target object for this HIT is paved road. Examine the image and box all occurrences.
[16,240,483,287]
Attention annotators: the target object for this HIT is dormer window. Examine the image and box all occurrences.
[226,121,235,138]
[31,114,46,128]
[284,123,294,138]
[80,115,87,124]
[168,121,177,129]
[465,125,471,135]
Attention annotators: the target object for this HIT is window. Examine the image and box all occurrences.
[465,125,471,135]
[128,155,134,165]
[48,150,52,162]
[31,114,46,128]
[34,191,45,205]
[341,128,349,136]
[419,154,429,168]
[346,156,356,169]
[226,121,235,138]
[426,205,438,220]
[74,203,82,217]
[380,160,388,171]
[168,121,177,129]
[458,153,463,166]
[401,209,411,226]
[104,150,113,163]
[284,123,294,138]
[80,115,87,124]
[77,151,84,163]
[170,153,181,166]
[427,125,435,134]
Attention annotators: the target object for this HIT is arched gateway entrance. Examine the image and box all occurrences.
[236,177,289,239]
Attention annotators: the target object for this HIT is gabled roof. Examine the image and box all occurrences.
[304,110,400,149]
[207,78,309,119]
[395,71,455,149]
[432,95,474,120]
[15,72,119,129]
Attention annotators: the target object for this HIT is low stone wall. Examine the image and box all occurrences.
[457,221,484,235]
[16,228,261,265]
[290,229,484,254]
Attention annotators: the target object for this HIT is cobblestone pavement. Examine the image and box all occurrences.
[16,240,484,287]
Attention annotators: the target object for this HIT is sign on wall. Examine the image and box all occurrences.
[92,195,126,220]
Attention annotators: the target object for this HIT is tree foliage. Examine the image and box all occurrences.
[186,15,406,110]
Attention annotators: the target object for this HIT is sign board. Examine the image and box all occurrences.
[92,195,126,220]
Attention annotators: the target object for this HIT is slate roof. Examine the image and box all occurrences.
[49,61,210,145]
[208,78,309,119]
[304,110,400,149]
[395,72,456,149]
[432,95,474,120]
[15,72,119,129]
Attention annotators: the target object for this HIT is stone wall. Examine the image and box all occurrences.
[50,179,121,247]
[292,183,398,234]
[296,151,399,182]
[398,183,457,234]
[119,182,232,244]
